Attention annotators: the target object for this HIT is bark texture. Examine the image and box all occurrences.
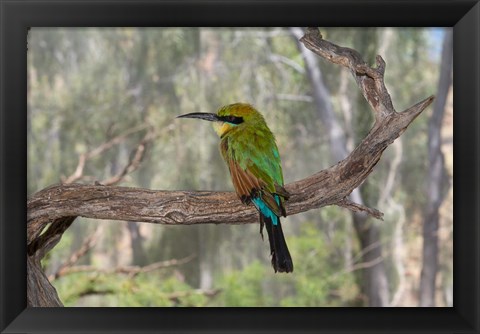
[27,28,434,306]
[292,27,390,306]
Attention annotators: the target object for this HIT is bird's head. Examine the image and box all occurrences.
[177,103,265,137]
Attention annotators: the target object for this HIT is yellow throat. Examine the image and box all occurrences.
[213,122,234,137]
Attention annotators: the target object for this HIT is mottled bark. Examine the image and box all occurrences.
[27,29,434,306]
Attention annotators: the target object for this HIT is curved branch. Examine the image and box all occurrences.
[28,92,431,247]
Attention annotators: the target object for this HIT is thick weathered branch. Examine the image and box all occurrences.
[27,93,430,246]
[300,28,396,122]
[27,29,434,307]
[27,255,63,307]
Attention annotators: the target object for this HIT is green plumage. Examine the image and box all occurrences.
[224,122,282,184]
[215,104,288,216]
[177,103,293,273]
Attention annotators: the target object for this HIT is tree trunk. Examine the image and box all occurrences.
[419,29,452,307]
[127,221,147,266]
[352,211,389,306]
[291,27,390,306]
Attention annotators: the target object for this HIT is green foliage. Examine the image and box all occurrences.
[216,222,358,307]
[219,261,272,306]
[280,224,359,307]
[55,272,209,307]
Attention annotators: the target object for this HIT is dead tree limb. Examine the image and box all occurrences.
[100,128,156,186]
[61,123,151,184]
[27,28,434,306]
[51,254,196,281]
[48,226,103,281]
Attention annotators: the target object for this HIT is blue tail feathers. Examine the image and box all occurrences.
[252,195,280,225]
[253,194,293,273]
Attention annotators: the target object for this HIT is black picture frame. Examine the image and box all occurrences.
[1,0,479,333]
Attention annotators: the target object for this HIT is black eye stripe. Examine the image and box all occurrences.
[220,116,244,124]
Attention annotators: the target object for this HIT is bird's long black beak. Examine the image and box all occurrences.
[176,112,220,122]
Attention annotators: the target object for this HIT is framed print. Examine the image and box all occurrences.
[1,0,479,333]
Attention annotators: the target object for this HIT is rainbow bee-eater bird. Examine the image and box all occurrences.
[177,103,293,273]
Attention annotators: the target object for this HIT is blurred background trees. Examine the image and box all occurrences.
[27,27,453,307]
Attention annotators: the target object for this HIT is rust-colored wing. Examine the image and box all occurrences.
[221,139,285,217]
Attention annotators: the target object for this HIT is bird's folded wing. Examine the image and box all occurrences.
[221,137,287,216]
[228,159,283,217]
[228,158,262,198]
